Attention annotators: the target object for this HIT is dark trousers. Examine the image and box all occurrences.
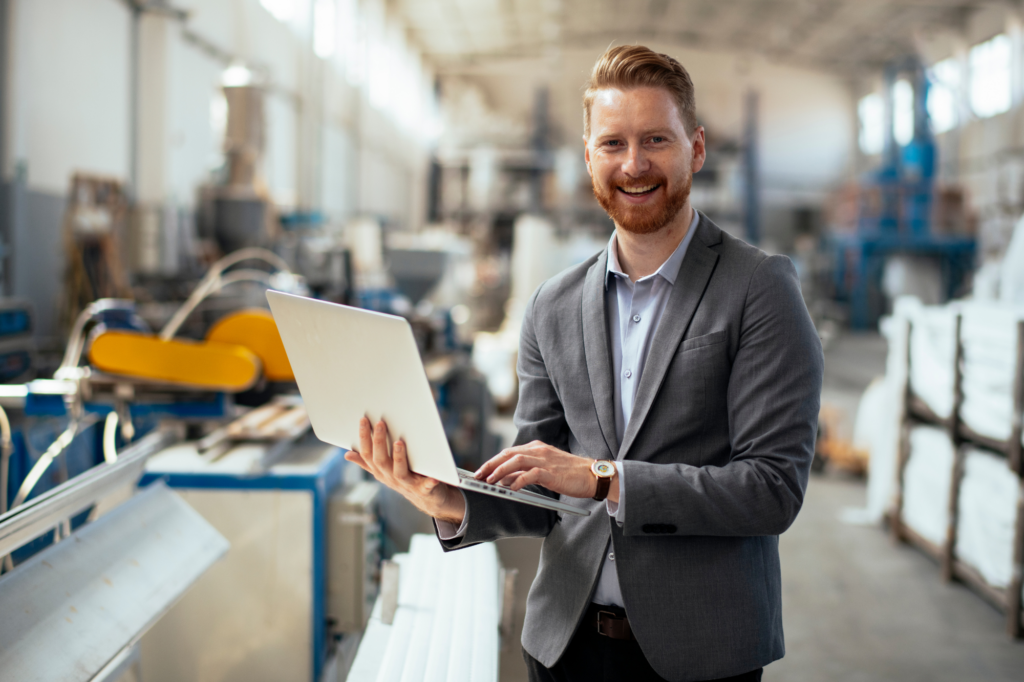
[522,614,763,682]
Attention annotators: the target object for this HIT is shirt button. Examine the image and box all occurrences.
[608,552,615,561]
[624,370,632,379]
[632,314,641,322]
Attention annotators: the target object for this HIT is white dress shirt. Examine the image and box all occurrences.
[591,207,699,606]
[440,208,700,608]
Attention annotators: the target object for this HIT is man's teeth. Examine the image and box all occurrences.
[620,184,657,194]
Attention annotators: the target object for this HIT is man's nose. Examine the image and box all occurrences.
[621,144,650,176]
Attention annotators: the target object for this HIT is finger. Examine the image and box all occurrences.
[344,450,373,474]
[358,418,374,465]
[392,439,415,483]
[372,420,392,474]
[486,454,539,484]
[475,447,523,479]
[510,467,550,491]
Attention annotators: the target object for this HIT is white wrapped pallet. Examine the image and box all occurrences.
[902,425,955,547]
[954,448,1022,589]
[907,303,958,420]
[959,303,1022,442]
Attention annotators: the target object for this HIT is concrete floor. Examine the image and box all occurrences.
[493,333,1024,680]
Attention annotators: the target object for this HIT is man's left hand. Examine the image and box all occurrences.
[474,441,616,501]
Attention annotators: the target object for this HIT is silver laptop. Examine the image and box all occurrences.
[266,290,589,517]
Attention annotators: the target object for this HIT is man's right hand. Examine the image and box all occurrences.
[344,417,466,526]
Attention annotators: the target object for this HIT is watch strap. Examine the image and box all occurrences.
[593,474,611,502]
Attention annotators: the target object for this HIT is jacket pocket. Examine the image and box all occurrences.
[681,330,727,352]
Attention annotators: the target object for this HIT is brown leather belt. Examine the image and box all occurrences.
[586,603,635,641]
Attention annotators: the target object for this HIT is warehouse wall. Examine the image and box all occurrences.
[4,0,132,339]
[1,0,435,338]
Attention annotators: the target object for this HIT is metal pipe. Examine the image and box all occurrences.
[0,404,12,572]
[103,412,119,464]
[158,247,290,340]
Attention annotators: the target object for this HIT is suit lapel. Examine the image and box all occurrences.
[581,250,618,460]
[617,216,721,460]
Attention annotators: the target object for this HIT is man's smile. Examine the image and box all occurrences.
[617,184,660,197]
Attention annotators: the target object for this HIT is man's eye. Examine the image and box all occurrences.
[651,136,664,143]
[605,140,621,147]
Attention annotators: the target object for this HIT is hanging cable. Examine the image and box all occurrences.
[11,421,80,510]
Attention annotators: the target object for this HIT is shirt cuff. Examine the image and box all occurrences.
[434,491,470,539]
[604,461,625,525]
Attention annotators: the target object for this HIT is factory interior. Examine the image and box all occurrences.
[6,0,1024,680]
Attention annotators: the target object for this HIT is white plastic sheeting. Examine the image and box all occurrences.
[842,377,899,525]
[954,447,1021,589]
[346,534,501,682]
[902,425,955,547]
[850,306,911,525]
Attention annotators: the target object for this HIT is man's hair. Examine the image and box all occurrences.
[582,45,698,138]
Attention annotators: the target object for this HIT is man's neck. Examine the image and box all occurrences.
[614,203,694,282]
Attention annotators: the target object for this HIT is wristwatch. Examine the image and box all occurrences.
[591,460,616,501]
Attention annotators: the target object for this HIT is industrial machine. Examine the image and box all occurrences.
[0,247,385,682]
[0,217,502,681]
[832,57,976,329]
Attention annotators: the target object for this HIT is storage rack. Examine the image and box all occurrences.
[891,314,1024,637]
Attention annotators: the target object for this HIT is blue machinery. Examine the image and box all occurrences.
[833,57,976,329]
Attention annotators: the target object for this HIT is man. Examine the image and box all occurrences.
[345,45,823,682]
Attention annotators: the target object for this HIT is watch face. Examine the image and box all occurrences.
[592,460,615,478]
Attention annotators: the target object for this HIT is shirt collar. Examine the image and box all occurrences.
[605,208,700,289]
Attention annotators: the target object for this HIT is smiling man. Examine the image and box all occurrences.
[345,45,823,682]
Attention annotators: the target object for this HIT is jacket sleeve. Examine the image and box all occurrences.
[437,284,563,550]
[620,255,822,537]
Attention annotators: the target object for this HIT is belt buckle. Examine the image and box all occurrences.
[596,609,619,638]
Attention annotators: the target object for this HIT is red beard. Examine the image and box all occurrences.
[592,171,691,235]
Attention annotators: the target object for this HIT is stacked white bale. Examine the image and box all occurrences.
[907,303,959,419]
[902,425,955,547]
[959,303,1022,442]
[954,447,1021,589]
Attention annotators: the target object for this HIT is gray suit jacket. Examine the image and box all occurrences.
[439,213,823,681]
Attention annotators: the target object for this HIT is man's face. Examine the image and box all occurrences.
[584,87,705,235]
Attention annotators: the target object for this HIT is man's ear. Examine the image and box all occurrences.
[690,126,707,174]
[583,139,593,177]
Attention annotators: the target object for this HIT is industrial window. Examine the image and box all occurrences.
[928,57,960,134]
[858,92,884,155]
[969,34,1012,118]
[260,0,299,22]
[340,0,365,86]
[314,0,336,59]
[892,79,914,146]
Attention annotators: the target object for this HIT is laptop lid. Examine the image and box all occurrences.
[266,290,460,486]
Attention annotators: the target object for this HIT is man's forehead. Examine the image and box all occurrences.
[589,87,684,131]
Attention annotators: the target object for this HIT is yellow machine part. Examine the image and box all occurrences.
[89,331,262,391]
[206,309,294,382]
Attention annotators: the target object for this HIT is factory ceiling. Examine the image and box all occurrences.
[399,0,998,75]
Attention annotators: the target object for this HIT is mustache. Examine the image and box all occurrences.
[614,175,667,189]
